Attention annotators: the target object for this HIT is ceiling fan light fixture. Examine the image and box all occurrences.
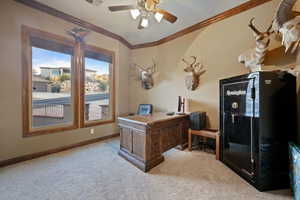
[130,9,141,20]
[154,12,164,23]
[140,17,149,28]
[108,0,177,30]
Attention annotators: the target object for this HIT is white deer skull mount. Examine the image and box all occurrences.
[272,0,300,54]
[182,56,206,91]
[132,59,157,90]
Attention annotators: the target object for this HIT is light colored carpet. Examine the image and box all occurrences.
[0,137,293,200]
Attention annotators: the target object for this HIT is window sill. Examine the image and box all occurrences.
[83,119,116,128]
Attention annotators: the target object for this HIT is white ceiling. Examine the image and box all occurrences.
[35,0,249,45]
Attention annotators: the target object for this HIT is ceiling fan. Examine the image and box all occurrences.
[108,0,178,29]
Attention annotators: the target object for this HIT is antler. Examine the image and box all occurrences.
[144,59,156,74]
[248,18,262,35]
[133,59,157,75]
[249,18,274,37]
[182,56,201,73]
[266,20,274,34]
[133,63,147,72]
[182,56,197,66]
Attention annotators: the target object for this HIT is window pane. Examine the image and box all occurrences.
[84,53,111,122]
[31,46,74,128]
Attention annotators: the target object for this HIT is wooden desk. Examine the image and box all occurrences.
[118,113,189,172]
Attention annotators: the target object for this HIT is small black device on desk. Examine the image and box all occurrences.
[166,112,175,116]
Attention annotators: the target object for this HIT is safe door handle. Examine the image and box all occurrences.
[231,114,236,124]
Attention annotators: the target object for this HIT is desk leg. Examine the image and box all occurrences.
[188,129,192,151]
[216,134,220,160]
[118,149,164,172]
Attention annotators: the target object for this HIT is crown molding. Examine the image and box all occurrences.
[131,0,272,49]
[15,0,272,50]
[14,0,132,49]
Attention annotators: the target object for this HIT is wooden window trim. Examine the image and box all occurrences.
[81,44,116,128]
[22,25,116,137]
[22,25,79,137]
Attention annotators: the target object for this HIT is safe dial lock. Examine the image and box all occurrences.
[231,102,238,124]
[232,102,238,109]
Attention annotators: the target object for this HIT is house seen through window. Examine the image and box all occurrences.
[23,26,115,136]
[31,47,111,128]
[84,56,110,122]
[32,47,74,128]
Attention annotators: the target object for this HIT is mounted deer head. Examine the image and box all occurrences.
[182,56,206,91]
[133,59,157,89]
[239,18,273,72]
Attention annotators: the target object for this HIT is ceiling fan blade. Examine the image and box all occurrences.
[108,5,135,12]
[155,8,177,23]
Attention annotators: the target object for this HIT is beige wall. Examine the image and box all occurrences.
[0,0,297,162]
[129,0,295,128]
[0,0,130,161]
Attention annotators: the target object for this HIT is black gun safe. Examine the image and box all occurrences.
[220,71,297,191]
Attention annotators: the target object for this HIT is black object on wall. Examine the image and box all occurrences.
[220,71,297,191]
[189,112,206,130]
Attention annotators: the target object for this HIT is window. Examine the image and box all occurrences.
[22,26,115,136]
[31,47,74,128]
[83,46,115,127]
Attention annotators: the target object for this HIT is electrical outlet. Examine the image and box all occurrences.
[90,128,95,134]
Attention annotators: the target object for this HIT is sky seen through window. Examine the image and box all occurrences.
[32,47,109,75]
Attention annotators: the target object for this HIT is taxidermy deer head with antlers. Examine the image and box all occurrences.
[182,56,206,91]
[239,18,273,72]
[132,59,157,89]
